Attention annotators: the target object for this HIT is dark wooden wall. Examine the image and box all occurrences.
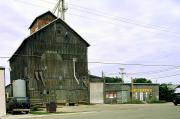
[10,19,89,105]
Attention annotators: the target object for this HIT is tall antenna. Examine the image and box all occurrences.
[53,0,67,20]
[120,68,126,83]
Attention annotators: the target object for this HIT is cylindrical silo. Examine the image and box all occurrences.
[13,79,26,97]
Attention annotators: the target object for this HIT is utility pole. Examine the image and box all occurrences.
[119,68,125,103]
[102,71,105,83]
[102,71,105,104]
[131,77,134,102]
[102,71,105,79]
[119,68,126,83]
[102,71,106,84]
[53,0,67,20]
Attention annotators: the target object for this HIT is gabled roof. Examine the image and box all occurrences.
[29,11,57,29]
[89,75,102,79]
[0,66,5,70]
[10,16,90,61]
[168,84,180,90]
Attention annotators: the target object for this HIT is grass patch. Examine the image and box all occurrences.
[30,111,50,115]
[123,100,145,104]
[148,100,167,104]
[81,102,96,105]
[123,100,167,104]
[30,106,44,111]
[30,111,73,115]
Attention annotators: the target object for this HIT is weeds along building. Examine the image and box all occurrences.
[9,11,90,105]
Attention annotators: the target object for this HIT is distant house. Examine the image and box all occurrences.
[173,85,180,93]
[167,84,180,90]
[9,11,90,105]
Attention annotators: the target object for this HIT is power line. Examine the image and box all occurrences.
[2,53,180,67]
[88,61,180,67]
[1,54,180,67]
[127,67,179,75]
[53,1,178,31]
[37,0,55,4]
[0,54,41,59]
[14,0,51,9]
[103,72,180,80]
[150,73,180,80]
[67,6,180,36]
[98,67,180,77]
[65,2,180,36]
[68,2,170,30]
[68,5,167,28]
[7,0,180,81]
[16,0,180,36]
[3,54,180,79]
[66,12,179,40]
[0,57,10,59]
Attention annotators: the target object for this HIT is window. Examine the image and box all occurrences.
[106,92,117,98]
[65,32,70,42]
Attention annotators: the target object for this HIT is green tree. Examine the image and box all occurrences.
[159,83,174,102]
[133,78,152,83]
[105,77,123,83]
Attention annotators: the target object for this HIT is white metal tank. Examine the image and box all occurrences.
[13,79,26,97]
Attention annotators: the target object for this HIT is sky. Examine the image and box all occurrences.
[1,0,180,85]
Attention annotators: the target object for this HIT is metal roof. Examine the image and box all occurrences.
[0,66,5,70]
[29,11,57,29]
[10,16,90,61]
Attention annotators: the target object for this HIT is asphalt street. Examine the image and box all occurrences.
[2,103,180,119]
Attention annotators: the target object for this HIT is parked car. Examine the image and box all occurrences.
[6,97,30,114]
[173,93,180,106]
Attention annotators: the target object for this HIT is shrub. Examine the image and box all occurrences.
[123,100,145,104]
[148,100,167,104]
[30,106,43,111]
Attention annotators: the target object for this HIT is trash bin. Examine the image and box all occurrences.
[46,101,57,113]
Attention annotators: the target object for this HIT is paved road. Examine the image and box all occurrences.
[2,103,180,119]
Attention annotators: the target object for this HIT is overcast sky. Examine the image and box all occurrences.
[1,0,180,85]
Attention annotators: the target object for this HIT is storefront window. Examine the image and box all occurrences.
[106,92,117,98]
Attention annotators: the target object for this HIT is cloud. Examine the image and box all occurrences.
[1,0,180,84]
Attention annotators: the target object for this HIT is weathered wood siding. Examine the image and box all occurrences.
[10,19,89,105]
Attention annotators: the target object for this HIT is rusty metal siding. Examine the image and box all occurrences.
[30,15,56,34]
